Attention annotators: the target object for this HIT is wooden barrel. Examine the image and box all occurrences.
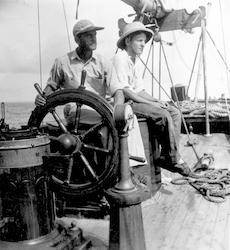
[135,118,162,195]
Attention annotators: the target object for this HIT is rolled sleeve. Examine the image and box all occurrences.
[103,58,123,97]
[112,51,145,94]
[112,54,130,89]
[46,59,63,90]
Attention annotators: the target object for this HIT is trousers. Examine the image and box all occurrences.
[132,102,182,166]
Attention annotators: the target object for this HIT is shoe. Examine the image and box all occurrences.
[155,158,191,176]
[173,162,191,176]
[155,158,175,172]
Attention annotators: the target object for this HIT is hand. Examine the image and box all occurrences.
[157,100,170,110]
[35,94,46,106]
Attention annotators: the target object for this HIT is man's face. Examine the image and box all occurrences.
[129,33,147,56]
[78,31,97,50]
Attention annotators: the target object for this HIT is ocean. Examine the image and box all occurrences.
[2,102,64,129]
[2,102,36,129]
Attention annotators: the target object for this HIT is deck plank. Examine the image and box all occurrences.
[147,185,189,249]
[196,201,219,250]
[143,184,186,242]
[210,197,230,250]
[183,197,212,250]
[172,190,203,249]
[159,186,203,250]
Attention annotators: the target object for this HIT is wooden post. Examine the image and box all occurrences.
[201,8,211,136]
[194,38,202,104]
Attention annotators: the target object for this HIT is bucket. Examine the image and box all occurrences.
[171,84,187,102]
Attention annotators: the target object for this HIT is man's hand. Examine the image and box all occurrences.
[35,94,46,106]
[34,85,54,106]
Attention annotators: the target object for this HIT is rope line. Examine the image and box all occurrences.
[172,165,230,203]
[179,100,230,119]
[62,0,72,52]
[37,0,43,89]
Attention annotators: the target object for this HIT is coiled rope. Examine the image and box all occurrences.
[179,100,230,118]
[172,166,230,203]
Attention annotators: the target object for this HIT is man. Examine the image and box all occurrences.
[35,19,124,111]
[112,21,191,177]
[35,19,146,168]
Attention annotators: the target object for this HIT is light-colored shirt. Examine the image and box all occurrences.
[111,50,145,94]
[46,50,123,124]
[47,50,122,98]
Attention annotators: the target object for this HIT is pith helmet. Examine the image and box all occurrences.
[117,21,153,49]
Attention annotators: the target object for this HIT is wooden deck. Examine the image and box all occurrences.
[61,133,230,250]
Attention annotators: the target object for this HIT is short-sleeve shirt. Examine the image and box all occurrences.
[111,50,145,94]
[47,50,122,98]
[46,50,123,124]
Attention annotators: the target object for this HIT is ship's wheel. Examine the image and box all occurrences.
[27,88,119,197]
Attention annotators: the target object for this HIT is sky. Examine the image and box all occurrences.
[0,0,229,102]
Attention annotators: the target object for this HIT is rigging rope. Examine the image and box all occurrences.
[179,100,230,119]
[172,31,196,73]
[186,33,202,97]
[139,52,200,161]
[37,0,43,89]
[143,38,154,78]
[62,0,72,52]
[205,30,230,73]
[36,0,72,90]
[160,42,198,149]
[219,0,230,98]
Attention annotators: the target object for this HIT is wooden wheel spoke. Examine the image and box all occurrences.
[82,143,110,154]
[79,151,99,180]
[48,107,68,134]
[80,120,105,139]
[64,156,74,184]
[73,103,82,134]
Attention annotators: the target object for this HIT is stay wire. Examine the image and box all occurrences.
[143,38,154,78]
[139,45,200,160]
[206,28,230,120]
[205,30,230,73]
[37,0,43,89]
[62,0,72,51]
[138,56,172,101]
[159,42,162,99]
[161,42,200,160]
[186,32,202,98]
[218,0,230,119]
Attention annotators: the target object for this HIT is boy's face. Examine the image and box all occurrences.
[77,30,97,50]
[129,33,147,56]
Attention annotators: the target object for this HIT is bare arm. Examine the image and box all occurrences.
[138,90,159,102]
[123,88,157,105]
[113,89,125,105]
[124,88,170,109]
